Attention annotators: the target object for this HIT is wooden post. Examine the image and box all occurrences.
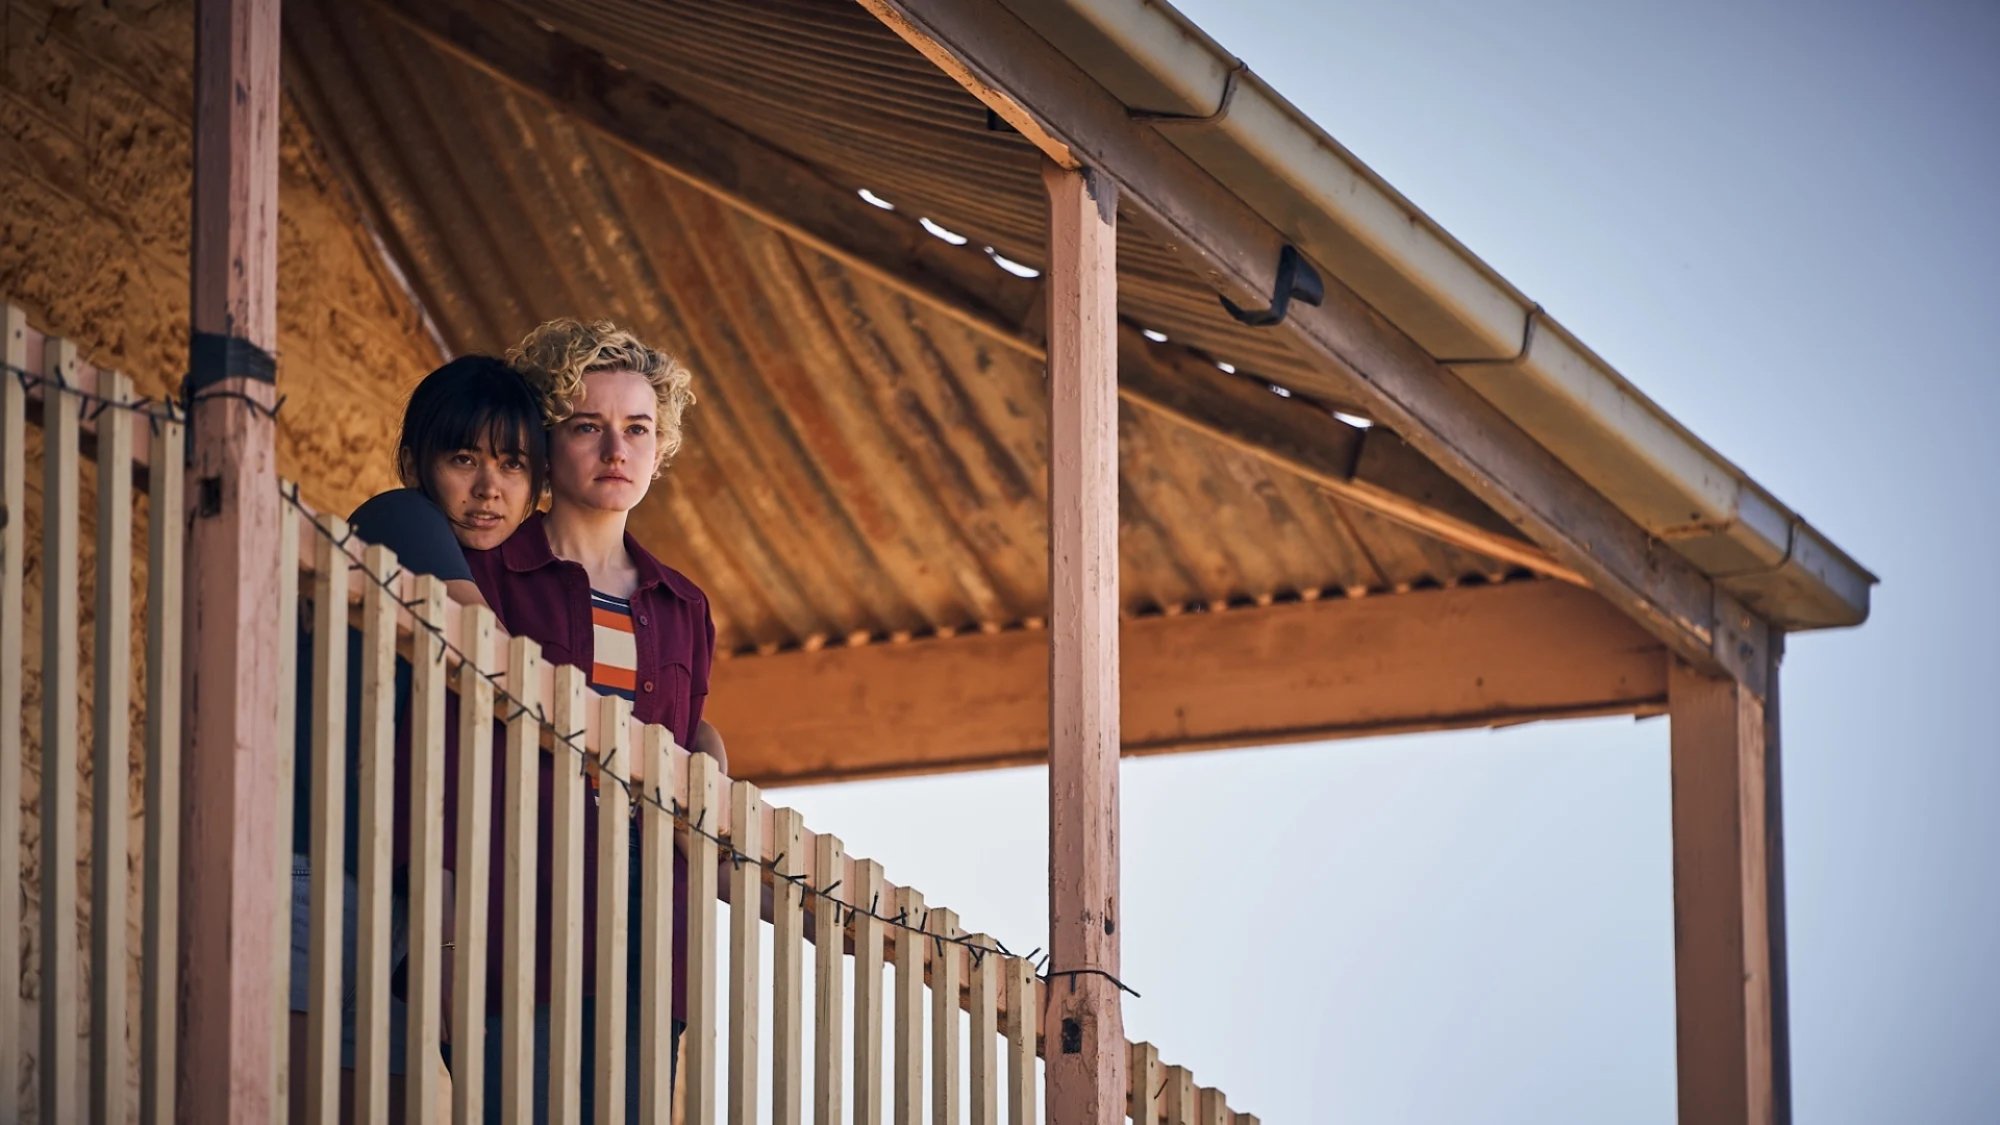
[1669,658,1783,1125]
[1762,639,1793,1125]
[181,0,284,1120]
[1041,159,1124,1123]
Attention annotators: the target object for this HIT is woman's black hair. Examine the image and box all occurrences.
[397,355,548,505]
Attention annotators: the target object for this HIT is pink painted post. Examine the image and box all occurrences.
[1042,158,1124,1123]
[180,0,286,1119]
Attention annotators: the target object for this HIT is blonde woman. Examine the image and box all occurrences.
[453,320,721,1121]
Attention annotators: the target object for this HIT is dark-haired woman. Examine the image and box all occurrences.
[287,355,547,1124]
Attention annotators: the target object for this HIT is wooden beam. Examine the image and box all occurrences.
[1042,160,1125,1123]
[363,0,1035,350]
[857,0,1769,688]
[1117,328,1579,582]
[1668,660,1781,1125]
[708,580,1667,785]
[356,0,1565,579]
[183,0,288,1121]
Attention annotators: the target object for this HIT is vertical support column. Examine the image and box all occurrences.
[1669,657,1782,1125]
[1762,639,1792,1125]
[181,0,285,1120]
[1041,159,1124,1124]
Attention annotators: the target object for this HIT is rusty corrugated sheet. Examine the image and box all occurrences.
[285,0,1518,654]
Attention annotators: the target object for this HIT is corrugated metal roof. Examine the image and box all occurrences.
[285,0,1522,654]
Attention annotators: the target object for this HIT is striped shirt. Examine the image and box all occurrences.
[588,590,639,701]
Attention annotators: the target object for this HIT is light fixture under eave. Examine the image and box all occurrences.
[918,217,969,245]
[1141,328,1169,343]
[857,187,895,210]
[987,248,1040,278]
[1333,411,1374,429]
[1267,383,1292,398]
[1216,361,1237,374]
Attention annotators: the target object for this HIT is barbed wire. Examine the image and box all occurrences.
[14,353,1139,1001]
[278,482,1138,1000]
[4,360,286,429]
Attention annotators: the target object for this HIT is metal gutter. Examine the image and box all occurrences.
[1000,0,1874,629]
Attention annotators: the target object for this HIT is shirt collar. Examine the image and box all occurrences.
[498,511,700,603]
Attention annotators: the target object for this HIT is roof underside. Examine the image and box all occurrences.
[286,0,1533,655]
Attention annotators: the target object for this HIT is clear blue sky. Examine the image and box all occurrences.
[778,2,2000,1120]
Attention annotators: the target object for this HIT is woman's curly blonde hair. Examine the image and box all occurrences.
[506,318,696,471]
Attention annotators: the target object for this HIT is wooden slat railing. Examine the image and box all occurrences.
[0,310,26,1125]
[41,333,82,1125]
[304,517,350,1125]
[90,368,135,1125]
[3,307,1258,1124]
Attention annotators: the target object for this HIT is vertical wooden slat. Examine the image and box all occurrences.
[596,694,634,1125]
[1041,157,1125,1125]
[684,752,723,1124]
[268,478,298,1114]
[968,937,999,1125]
[852,860,887,1125]
[1126,1043,1160,1125]
[405,577,449,1125]
[548,664,589,1125]
[0,306,25,1125]
[453,605,500,1125]
[182,0,285,1116]
[354,543,400,1123]
[1670,660,1775,1125]
[139,411,184,1125]
[40,335,81,1125]
[771,808,806,1125]
[1004,957,1036,1125]
[304,518,350,1125]
[932,908,962,1125]
[812,834,847,1125]
[727,781,763,1125]
[90,371,135,1125]
[1161,1067,1194,1125]
[499,637,543,1125]
[1197,1088,1229,1125]
[892,886,925,1125]
[637,726,678,1125]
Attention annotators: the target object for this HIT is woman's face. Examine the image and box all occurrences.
[547,368,660,515]
[426,438,535,551]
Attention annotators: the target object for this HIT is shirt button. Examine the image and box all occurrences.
[637,614,649,626]
[642,680,655,693]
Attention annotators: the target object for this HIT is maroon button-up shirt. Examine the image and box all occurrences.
[450,512,714,1022]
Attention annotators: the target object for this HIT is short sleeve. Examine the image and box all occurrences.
[346,489,475,583]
